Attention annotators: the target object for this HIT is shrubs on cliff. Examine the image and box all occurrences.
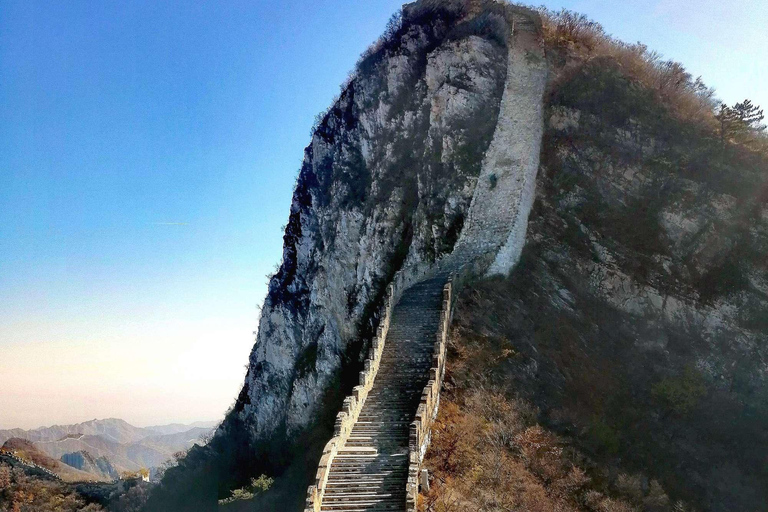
[217,475,273,505]
[651,367,707,416]
[421,336,683,512]
[107,482,152,512]
[424,233,768,511]
[539,9,716,127]
[540,8,767,155]
[541,14,768,307]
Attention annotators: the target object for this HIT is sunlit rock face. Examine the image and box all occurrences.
[232,1,513,444]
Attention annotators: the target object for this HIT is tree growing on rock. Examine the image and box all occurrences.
[715,99,766,144]
[733,99,766,130]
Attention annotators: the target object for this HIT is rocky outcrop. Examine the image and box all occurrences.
[228,1,518,448]
[61,451,119,480]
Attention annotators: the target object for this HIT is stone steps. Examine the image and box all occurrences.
[318,276,447,512]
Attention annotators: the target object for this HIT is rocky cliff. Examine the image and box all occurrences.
[149,3,543,509]
[232,0,530,446]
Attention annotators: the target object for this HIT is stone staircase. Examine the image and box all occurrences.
[305,274,449,512]
[319,276,447,512]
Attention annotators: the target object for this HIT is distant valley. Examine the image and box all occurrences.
[0,418,216,482]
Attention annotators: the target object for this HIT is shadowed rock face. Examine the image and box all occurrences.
[428,54,768,511]
[61,451,119,480]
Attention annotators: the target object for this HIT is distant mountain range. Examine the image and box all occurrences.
[143,421,219,436]
[0,418,217,481]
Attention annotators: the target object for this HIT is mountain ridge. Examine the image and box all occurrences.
[0,418,215,482]
[1,437,107,483]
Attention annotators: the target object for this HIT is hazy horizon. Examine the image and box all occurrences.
[1,0,765,430]
[0,416,220,432]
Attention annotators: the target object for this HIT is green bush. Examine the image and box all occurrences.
[588,417,620,455]
[217,474,274,505]
[249,474,274,493]
[652,367,706,415]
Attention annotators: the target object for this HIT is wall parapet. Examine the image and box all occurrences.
[304,263,430,512]
[405,275,454,511]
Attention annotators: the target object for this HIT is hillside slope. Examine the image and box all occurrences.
[421,8,768,512]
[1,438,106,483]
[0,459,106,512]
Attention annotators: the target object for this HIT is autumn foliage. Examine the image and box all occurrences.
[0,462,103,512]
[420,326,685,512]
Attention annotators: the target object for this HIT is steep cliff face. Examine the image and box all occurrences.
[233,1,515,444]
[148,5,534,509]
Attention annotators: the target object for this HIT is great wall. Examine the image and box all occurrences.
[0,448,63,481]
[303,6,546,511]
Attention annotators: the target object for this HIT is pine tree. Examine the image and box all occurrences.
[715,103,739,143]
[732,99,765,132]
[715,99,766,143]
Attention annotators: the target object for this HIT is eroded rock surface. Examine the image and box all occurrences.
[233,2,513,445]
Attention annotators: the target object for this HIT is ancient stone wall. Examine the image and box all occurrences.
[405,278,453,511]
[450,8,547,276]
[304,265,429,512]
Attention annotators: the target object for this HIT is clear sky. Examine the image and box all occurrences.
[1,0,765,430]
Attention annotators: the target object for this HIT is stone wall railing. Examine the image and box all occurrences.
[405,275,454,511]
[304,263,429,512]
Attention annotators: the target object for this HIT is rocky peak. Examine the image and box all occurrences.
[229,0,536,449]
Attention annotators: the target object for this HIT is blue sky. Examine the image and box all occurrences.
[1,0,765,429]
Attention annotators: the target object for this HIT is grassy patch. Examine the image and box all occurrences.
[217,475,274,505]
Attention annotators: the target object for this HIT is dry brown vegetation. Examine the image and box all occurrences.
[420,324,687,512]
[538,8,767,153]
[0,439,103,484]
[0,462,103,512]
